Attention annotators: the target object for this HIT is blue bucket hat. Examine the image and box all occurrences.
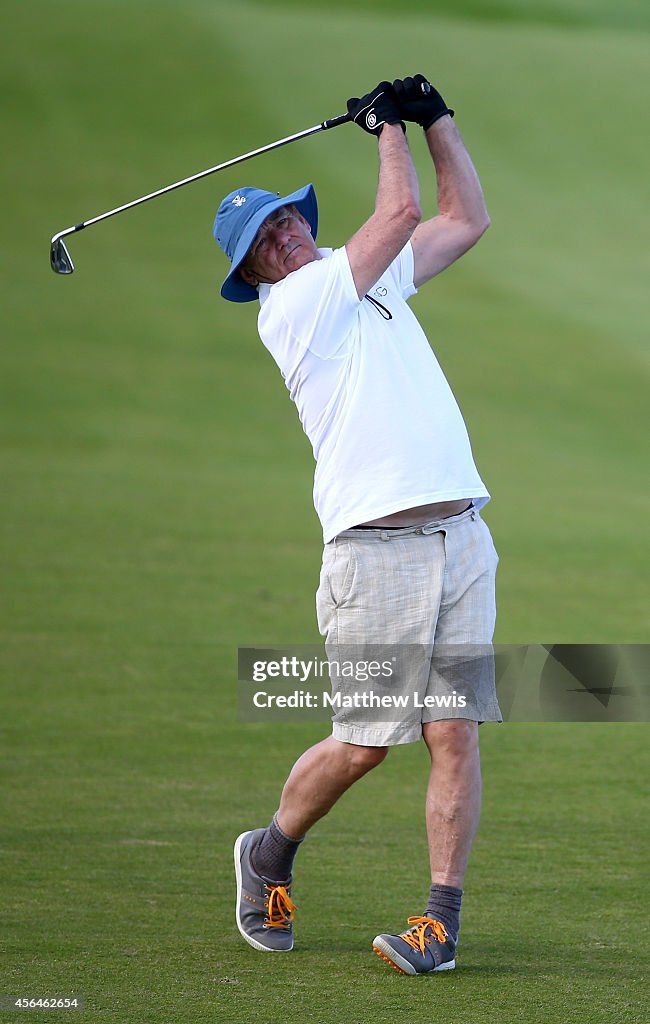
[213,184,318,303]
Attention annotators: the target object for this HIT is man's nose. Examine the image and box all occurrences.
[270,226,291,246]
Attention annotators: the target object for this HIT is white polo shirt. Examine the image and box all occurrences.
[257,243,489,543]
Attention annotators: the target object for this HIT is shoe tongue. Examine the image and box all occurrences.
[420,917,456,945]
[261,873,292,887]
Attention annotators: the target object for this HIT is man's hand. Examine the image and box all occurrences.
[346,83,405,137]
[392,74,454,131]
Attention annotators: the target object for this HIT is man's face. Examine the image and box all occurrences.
[239,206,321,288]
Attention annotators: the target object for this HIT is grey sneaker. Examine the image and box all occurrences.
[373,916,456,975]
[234,829,296,952]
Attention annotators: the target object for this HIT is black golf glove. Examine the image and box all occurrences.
[392,74,454,130]
[346,82,405,137]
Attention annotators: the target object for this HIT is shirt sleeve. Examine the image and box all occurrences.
[381,242,417,301]
[260,247,361,360]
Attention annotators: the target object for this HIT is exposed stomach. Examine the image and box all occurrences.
[356,499,472,528]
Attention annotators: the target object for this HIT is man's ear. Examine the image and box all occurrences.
[239,265,258,287]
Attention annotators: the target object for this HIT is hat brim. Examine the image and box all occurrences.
[220,184,318,303]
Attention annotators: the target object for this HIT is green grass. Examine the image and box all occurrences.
[1,0,649,1021]
[4,0,649,640]
[2,683,649,1022]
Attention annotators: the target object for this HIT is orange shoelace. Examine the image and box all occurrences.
[264,885,296,930]
[400,916,448,954]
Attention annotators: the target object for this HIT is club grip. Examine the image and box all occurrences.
[323,83,430,129]
[321,112,352,130]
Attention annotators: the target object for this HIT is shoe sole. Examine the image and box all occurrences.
[372,936,455,975]
[234,830,293,953]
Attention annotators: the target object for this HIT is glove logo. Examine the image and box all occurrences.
[232,195,247,207]
[366,111,377,129]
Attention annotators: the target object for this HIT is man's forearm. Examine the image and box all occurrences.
[425,116,489,229]
[375,123,421,224]
[344,124,421,299]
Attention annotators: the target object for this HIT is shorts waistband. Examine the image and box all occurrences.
[334,504,478,542]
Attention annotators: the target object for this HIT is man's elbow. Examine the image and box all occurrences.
[464,209,491,245]
[408,199,423,228]
[450,213,490,261]
[470,211,490,243]
[454,213,489,255]
[395,198,422,233]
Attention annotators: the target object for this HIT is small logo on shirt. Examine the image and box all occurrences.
[232,195,247,207]
[375,286,387,297]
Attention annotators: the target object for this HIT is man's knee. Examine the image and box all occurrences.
[423,719,478,759]
[343,742,389,773]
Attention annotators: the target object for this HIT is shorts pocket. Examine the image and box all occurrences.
[316,541,358,629]
[327,540,358,607]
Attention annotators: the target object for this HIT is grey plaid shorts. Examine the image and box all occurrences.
[316,505,502,745]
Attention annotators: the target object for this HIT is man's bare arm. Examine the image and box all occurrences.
[345,124,421,300]
[410,115,490,288]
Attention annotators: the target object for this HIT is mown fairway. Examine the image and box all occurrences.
[1,1,648,1022]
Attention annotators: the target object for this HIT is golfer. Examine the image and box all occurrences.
[214,75,501,975]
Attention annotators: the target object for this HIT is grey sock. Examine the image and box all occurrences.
[423,884,463,942]
[253,814,304,883]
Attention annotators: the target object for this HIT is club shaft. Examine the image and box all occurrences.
[65,114,350,238]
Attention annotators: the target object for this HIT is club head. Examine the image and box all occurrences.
[50,236,75,274]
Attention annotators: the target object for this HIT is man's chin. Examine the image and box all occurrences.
[286,250,319,272]
[284,246,302,266]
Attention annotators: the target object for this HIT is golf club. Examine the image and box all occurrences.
[49,112,351,275]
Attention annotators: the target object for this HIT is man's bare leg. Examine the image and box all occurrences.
[235,736,388,952]
[252,737,386,880]
[276,736,389,838]
[249,736,387,883]
[415,718,482,946]
[422,719,482,889]
[371,719,481,973]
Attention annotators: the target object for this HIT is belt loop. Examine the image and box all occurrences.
[380,530,390,541]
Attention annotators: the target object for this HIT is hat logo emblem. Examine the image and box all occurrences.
[232,194,247,207]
